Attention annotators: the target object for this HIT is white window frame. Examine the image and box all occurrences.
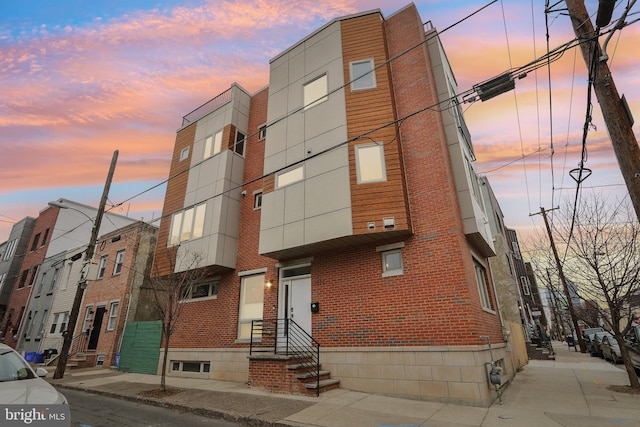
[253,191,263,210]
[474,259,493,311]
[171,361,211,373]
[237,274,265,340]
[97,255,108,279]
[258,125,267,141]
[113,250,125,275]
[180,147,189,161]
[204,131,223,159]
[376,242,404,277]
[183,281,219,302]
[38,309,48,336]
[49,267,59,292]
[276,165,304,188]
[0,273,6,291]
[303,74,328,110]
[521,276,531,295]
[350,58,376,91]
[234,130,246,156]
[107,301,119,330]
[169,203,207,246]
[82,305,93,333]
[3,239,17,260]
[355,144,386,184]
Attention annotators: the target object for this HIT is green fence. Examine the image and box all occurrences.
[118,321,162,375]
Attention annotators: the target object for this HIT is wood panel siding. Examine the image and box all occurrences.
[151,123,195,277]
[341,14,411,235]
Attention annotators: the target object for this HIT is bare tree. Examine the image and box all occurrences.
[552,195,640,389]
[150,250,208,391]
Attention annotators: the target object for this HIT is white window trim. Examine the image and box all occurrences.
[350,58,377,91]
[106,301,119,330]
[97,255,108,279]
[258,124,267,141]
[303,74,328,110]
[355,143,387,184]
[204,131,223,159]
[381,249,403,277]
[113,250,125,275]
[253,191,263,210]
[181,280,219,303]
[179,147,189,161]
[169,202,207,246]
[276,165,304,189]
[474,258,495,313]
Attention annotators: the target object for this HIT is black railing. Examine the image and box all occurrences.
[45,332,88,366]
[250,318,321,396]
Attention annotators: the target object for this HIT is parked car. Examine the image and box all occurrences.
[600,335,622,363]
[624,324,640,373]
[590,331,613,357]
[0,343,67,404]
[582,327,604,352]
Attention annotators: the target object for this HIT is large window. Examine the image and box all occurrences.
[303,74,328,110]
[355,144,386,183]
[238,274,265,340]
[350,58,376,91]
[234,130,246,156]
[474,259,493,311]
[276,166,304,188]
[204,131,223,159]
[49,312,68,335]
[183,281,218,301]
[3,239,17,260]
[107,302,119,330]
[113,250,125,275]
[31,233,41,251]
[49,267,59,292]
[82,306,93,333]
[169,203,207,246]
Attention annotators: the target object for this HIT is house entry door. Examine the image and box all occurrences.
[87,306,106,350]
[281,276,312,345]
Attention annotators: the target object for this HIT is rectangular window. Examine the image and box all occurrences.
[258,125,267,140]
[26,311,36,337]
[234,131,245,156]
[169,203,207,246]
[113,250,125,275]
[474,259,493,311]
[18,269,29,288]
[171,361,210,373]
[180,147,189,161]
[521,276,531,295]
[49,268,59,292]
[355,144,386,183]
[82,306,93,333]
[382,250,403,277]
[41,229,49,246]
[254,192,263,210]
[59,312,68,334]
[31,233,41,251]
[303,74,328,110]
[238,274,265,340]
[350,58,376,91]
[184,281,218,301]
[0,273,6,292]
[204,131,223,159]
[38,310,48,336]
[3,239,17,260]
[37,272,47,294]
[276,165,304,188]
[107,302,119,330]
[49,313,59,334]
[27,265,39,287]
[97,255,108,279]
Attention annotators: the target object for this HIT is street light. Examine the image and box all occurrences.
[51,150,118,379]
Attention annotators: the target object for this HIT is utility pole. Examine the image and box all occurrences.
[532,207,587,352]
[54,150,118,379]
[546,268,567,340]
[565,0,640,221]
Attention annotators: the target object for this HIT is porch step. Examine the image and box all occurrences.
[295,370,330,380]
[304,379,340,392]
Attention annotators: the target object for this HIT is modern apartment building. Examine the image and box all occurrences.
[151,4,508,406]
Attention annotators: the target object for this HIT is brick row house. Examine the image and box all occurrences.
[151,4,516,406]
[0,199,139,362]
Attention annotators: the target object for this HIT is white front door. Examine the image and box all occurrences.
[281,276,312,340]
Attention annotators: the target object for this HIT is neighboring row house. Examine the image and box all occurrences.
[150,4,514,406]
[0,199,138,358]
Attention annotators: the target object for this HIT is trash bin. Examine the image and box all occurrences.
[566,336,575,347]
[24,352,36,362]
[34,353,45,363]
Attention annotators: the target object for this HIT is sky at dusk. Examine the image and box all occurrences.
[1,0,638,246]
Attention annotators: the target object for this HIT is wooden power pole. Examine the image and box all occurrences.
[533,207,587,352]
[565,0,640,222]
[53,150,118,379]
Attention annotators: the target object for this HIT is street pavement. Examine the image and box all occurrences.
[48,341,640,427]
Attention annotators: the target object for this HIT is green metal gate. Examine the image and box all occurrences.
[118,321,162,375]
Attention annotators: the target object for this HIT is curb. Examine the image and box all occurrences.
[54,383,296,427]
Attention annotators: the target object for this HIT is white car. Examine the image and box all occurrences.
[0,343,68,405]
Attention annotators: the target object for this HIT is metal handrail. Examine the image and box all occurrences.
[250,318,321,396]
[45,332,88,366]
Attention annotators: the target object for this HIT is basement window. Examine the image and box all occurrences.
[171,361,211,373]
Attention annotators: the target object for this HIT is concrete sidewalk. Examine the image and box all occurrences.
[48,341,640,426]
